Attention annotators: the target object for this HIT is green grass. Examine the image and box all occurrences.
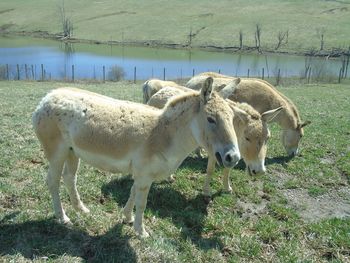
[0,0,349,54]
[0,80,350,262]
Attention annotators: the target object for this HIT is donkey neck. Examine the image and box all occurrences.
[275,97,301,130]
[147,93,200,161]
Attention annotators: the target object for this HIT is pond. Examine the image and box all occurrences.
[0,36,344,81]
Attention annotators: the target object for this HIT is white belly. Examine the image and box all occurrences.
[73,147,131,174]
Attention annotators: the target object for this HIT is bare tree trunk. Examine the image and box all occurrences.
[59,0,73,39]
[317,28,325,51]
[275,30,288,50]
[239,30,243,50]
[255,24,262,52]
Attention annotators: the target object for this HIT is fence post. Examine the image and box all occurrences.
[134,66,136,84]
[262,68,264,79]
[338,67,343,83]
[41,64,44,81]
[345,54,349,78]
[247,69,250,78]
[307,67,312,84]
[6,64,9,80]
[25,64,28,80]
[17,64,20,80]
[218,69,221,74]
[72,65,75,82]
[31,65,34,80]
[163,67,166,80]
[192,68,195,76]
[44,70,46,81]
[276,68,281,86]
[103,66,105,82]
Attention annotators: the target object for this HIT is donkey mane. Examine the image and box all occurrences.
[236,102,261,120]
[163,90,200,116]
[259,79,301,124]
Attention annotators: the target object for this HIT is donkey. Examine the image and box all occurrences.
[148,81,282,196]
[32,77,240,237]
[142,79,183,104]
[186,72,311,156]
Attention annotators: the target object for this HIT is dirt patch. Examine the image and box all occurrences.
[0,23,15,32]
[0,194,21,209]
[84,11,136,22]
[232,173,350,222]
[282,186,350,221]
[0,9,14,15]
[321,7,348,14]
[234,198,269,220]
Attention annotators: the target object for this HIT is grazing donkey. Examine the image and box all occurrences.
[148,81,282,196]
[142,79,183,104]
[186,72,311,156]
[32,77,240,237]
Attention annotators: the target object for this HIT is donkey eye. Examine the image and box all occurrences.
[245,137,250,142]
[207,117,216,125]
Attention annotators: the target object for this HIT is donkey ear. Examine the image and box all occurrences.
[299,120,311,128]
[261,106,283,123]
[200,77,213,103]
[218,78,241,99]
[226,99,249,123]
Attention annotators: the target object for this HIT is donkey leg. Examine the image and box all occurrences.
[133,179,152,238]
[222,168,233,193]
[62,150,89,214]
[203,156,216,196]
[123,184,136,224]
[47,148,70,224]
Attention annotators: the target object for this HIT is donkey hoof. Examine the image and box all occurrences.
[139,230,150,238]
[135,227,149,238]
[123,215,134,224]
[79,205,90,214]
[223,187,233,194]
[203,190,212,197]
[168,174,176,183]
[58,216,72,225]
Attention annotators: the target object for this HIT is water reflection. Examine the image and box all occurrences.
[0,36,344,81]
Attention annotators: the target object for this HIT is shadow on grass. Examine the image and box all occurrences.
[179,154,247,172]
[0,212,136,262]
[180,153,293,172]
[265,155,293,166]
[102,176,225,252]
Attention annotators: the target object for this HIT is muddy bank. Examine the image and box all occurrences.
[1,29,349,59]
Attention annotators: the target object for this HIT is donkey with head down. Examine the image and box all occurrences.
[142,79,184,104]
[186,72,311,156]
[148,80,282,196]
[32,77,240,237]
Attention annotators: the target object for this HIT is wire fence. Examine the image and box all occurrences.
[0,60,349,85]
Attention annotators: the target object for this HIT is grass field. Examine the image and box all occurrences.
[0,80,349,262]
[0,0,349,55]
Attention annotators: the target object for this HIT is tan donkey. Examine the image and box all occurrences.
[148,82,282,196]
[32,77,241,237]
[142,79,183,104]
[186,72,311,156]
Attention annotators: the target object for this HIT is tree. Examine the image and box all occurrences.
[316,28,325,51]
[255,24,262,52]
[275,30,288,50]
[59,0,73,39]
[239,29,243,50]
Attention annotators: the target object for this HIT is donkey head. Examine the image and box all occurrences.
[195,77,240,168]
[281,120,311,156]
[229,101,283,175]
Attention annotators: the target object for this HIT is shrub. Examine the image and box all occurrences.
[107,65,125,82]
